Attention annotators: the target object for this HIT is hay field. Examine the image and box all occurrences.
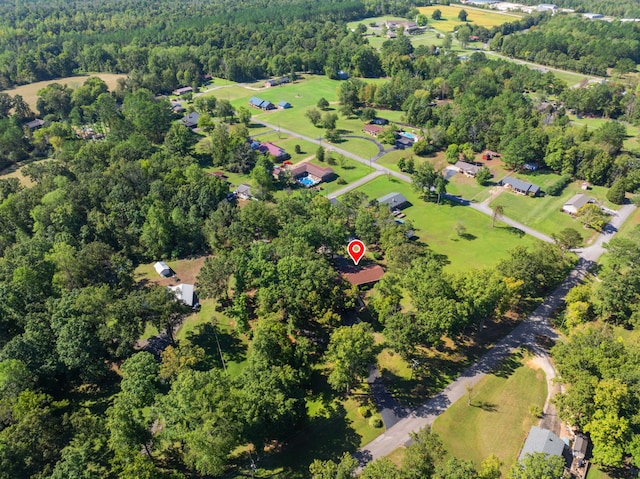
[2,73,125,110]
[418,5,519,32]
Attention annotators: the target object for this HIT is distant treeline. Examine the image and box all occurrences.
[0,0,415,89]
[491,14,640,76]
[521,0,640,17]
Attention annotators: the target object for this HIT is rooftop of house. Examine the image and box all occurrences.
[454,160,481,173]
[519,426,565,460]
[334,257,385,286]
[364,124,384,133]
[378,192,409,209]
[564,193,591,209]
[259,142,285,157]
[288,162,334,179]
[502,176,540,194]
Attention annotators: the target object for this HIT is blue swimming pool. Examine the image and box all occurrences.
[400,132,417,141]
[298,176,317,187]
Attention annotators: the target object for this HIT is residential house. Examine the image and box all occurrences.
[154,261,171,277]
[395,136,414,150]
[278,101,292,109]
[500,177,541,196]
[363,124,384,137]
[562,193,592,215]
[264,77,290,88]
[288,162,335,182]
[172,86,193,96]
[25,118,44,130]
[519,426,566,460]
[537,3,557,11]
[378,192,410,210]
[235,184,252,200]
[335,257,385,287]
[182,112,200,128]
[248,97,275,110]
[168,283,198,308]
[258,142,289,161]
[583,12,603,19]
[454,161,481,177]
[371,117,389,125]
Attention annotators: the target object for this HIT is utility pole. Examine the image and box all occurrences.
[212,317,227,374]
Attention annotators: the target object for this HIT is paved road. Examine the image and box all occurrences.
[355,203,636,466]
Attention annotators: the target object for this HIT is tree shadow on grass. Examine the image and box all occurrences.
[256,400,361,477]
[471,400,499,412]
[186,322,246,368]
[498,225,526,237]
[459,232,477,241]
[492,350,523,379]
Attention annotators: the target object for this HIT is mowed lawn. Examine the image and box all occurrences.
[344,175,539,272]
[489,171,617,243]
[431,354,547,474]
[418,5,520,32]
[3,73,126,110]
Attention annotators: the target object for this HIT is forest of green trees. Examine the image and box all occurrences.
[2,0,640,476]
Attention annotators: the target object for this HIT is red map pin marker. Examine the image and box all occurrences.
[348,239,366,265]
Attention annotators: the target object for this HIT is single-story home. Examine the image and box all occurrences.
[519,426,566,460]
[562,193,592,215]
[25,118,45,130]
[172,86,193,96]
[235,184,252,200]
[371,117,389,125]
[288,162,335,183]
[258,142,289,161]
[168,283,198,308]
[378,192,410,210]
[278,101,292,109]
[572,435,588,460]
[395,137,414,150]
[172,104,186,113]
[335,257,385,286]
[500,177,541,196]
[248,97,275,110]
[182,112,200,128]
[363,124,383,137]
[454,160,481,177]
[265,77,290,87]
[154,261,171,277]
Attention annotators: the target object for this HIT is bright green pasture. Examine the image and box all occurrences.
[344,175,539,272]
[490,172,617,243]
[432,353,547,475]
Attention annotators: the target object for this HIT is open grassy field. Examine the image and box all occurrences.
[431,352,547,474]
[586,467,612,479]
[0,162,39,187]
[3,73,126,110]
[489,172,617,243]
[566,113,640,150]
[344,175,539,273]
[418,5,520,32]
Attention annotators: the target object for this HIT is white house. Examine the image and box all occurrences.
[168,284,198,308]
[154,261,171,277]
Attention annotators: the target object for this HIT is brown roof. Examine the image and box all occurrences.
[335,257,385,286]
[288,162,334,179]
[364,124,383,134]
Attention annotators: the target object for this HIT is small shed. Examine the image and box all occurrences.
[154,261,171,277]
[378,192,410,210]
[278,101,292,109]
[563,194,592,215]
[572,435,589,460]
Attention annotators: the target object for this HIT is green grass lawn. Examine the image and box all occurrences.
[417,5,520,33]
[309,157,375,195]
[586,467,612,479]
[566,114,640,151]
[489,172,617,243]
[431,353,547,475]
[345,175,539,273]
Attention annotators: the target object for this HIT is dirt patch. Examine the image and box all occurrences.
[136,256,208,287]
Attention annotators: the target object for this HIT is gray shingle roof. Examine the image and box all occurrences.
[519,426,565,460]
[378,192,409,209]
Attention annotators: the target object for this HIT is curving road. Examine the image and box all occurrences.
[355,204,636,467]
